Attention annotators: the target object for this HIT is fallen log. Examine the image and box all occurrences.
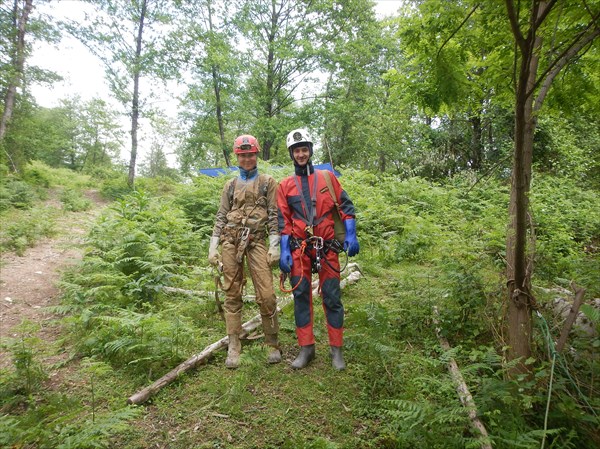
[127,296,292,405]
[127,266,362,405]
[433,306,492,449]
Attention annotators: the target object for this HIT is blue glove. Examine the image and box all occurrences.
[344,219,360,257]
[279,234,293,273]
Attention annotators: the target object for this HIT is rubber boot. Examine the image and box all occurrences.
[265,333,282,364]
[291,344,315,370]
[225,334,241,369]
[330,346,346,371]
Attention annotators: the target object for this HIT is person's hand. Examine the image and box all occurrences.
[267,234,280,267]
[343,219,360,257]
[279,234,293,273]
[208,236,221,266]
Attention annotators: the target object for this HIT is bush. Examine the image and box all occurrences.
[0,179,38,210]
[0,206,57,254]
[60,188,92,212]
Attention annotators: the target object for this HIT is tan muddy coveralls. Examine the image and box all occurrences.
[211,173,280,363]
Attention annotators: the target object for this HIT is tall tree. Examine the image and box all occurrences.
[65,0,178,187]
[176,0,242,170]
[233,0,323,160]
[503,0,600,375]
[317,0,390,169]
[0,0,33,171]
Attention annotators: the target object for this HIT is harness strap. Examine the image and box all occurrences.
[292,172,318,232]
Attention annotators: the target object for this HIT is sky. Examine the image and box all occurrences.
[28,1,404,165]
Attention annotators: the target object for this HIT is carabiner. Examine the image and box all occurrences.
[240,227,250,241]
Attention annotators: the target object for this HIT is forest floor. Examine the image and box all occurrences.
[0,190,108,372]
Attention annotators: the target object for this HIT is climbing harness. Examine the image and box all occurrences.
[235,225,251,263]
[279,235,349,293]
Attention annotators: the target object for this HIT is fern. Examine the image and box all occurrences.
[54,406,143,449]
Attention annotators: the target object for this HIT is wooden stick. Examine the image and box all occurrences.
[556,284,586,353]
[127,297,292,405]
[433,306,492,449]
[127,266,362,405]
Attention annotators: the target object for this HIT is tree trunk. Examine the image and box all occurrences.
[469,113,482,170]
[504,0,599,376]
[128,0,147,188]
[505,2,544,377]
[207,3,230,167]
[0,0,33,171]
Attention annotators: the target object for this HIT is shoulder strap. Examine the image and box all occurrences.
[228,178,237,207]
[258,173,269,198]
[322,170,340,210]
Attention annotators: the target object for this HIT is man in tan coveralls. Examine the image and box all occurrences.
[208,135,281,369]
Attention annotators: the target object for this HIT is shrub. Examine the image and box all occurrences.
[61,188,92,212]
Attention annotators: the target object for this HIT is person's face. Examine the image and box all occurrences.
[237,152,257,171]
[292,146,311,166]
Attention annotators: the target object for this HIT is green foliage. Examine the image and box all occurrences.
[1,321,47,398]
[57,189,208,372]
[100,175,132,200]
[530,174,600,295]
[61,188,92,212]
[0,205,57,254]
[173,174,229,237]
[0,400,142,449]
[0,178,38,210]
[1,159,597,447]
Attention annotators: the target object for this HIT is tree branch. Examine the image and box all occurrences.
[533,24,600,111]
[436,4,480,60]
[505,0,527,52]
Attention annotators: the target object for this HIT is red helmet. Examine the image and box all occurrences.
[233,135,260,154]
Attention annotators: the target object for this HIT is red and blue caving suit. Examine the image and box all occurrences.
[277,164,356,347]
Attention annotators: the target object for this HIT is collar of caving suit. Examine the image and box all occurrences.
[294,160,314,177]
[239,166,258,180]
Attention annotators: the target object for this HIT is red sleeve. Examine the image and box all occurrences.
[277,177,294,235]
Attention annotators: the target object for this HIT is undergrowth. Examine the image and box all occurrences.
[1,169,598,448]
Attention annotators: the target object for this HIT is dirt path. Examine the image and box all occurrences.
[0,190,108,369]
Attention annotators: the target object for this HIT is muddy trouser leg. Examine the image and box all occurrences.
[222,241,243,368]
[319,250,345,370]
[246,240,281,363]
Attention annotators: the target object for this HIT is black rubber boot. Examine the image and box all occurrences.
[330,346,346,371]
[291,344,315,370]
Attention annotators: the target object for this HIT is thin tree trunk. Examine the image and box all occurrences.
[0,0,33,172]
[469,113,482,170]
[128,0,147,188]
[504,0,599,376]
[206,3,230,167]
[505,0,544,377]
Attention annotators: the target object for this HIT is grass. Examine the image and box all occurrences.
[116,301,387,449]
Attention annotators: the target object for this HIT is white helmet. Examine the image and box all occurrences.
[286,128,313,158]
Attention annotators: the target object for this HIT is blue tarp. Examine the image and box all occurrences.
[199,162,341,177]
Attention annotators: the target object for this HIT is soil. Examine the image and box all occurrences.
[0,190,108,370]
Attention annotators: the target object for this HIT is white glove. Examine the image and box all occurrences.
[266,234,280,267]
[208,236,221,267]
